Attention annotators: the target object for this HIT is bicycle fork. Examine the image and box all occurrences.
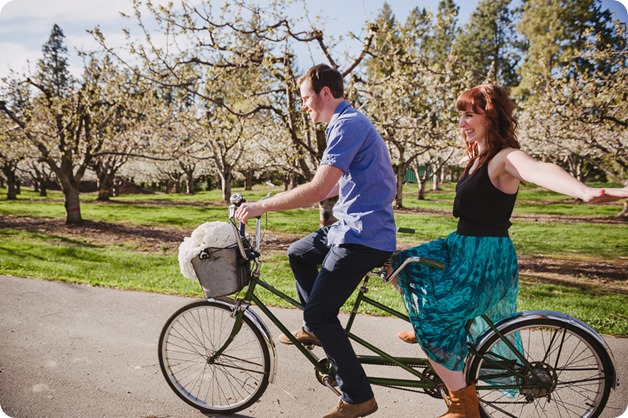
[207,297,279,384]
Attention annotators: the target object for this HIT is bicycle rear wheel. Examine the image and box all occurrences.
[158,299,271,414]
[467,317,613,418]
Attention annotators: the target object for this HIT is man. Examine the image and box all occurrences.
[235,64,396,418]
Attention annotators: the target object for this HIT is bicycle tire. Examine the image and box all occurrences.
[158,299,271,414]
[467,317,613,418]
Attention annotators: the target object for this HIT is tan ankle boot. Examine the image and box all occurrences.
[438,384,480,418]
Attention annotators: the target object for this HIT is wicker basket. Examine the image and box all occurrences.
[191,244,250,298]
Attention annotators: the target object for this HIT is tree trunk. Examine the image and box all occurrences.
[289,171,298,189]
[185,172,194,195]
[97,188,111,201]
[33,163,52,197]
[37,173,49,197]
[393,164,405,209]
[97,173,114,201]
[62,183,82,224]
[565,154,587,182]
[318,197,338,226]
[220,169,233,202]
[432,161,442,191]
[417,180,426,200]
[244,170,254,191]
[2,164,18,200]
[39,181,48,197]
[414,165,426,200]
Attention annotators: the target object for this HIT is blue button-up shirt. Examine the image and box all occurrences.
[321,101,397,251]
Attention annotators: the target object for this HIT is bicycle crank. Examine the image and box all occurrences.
[314,358,340,395]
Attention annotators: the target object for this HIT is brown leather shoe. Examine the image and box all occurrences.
[323,397,378,418]
[277,326,321,346]
[397,330,417,344]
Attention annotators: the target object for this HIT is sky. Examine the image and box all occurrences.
[0,0,627,79]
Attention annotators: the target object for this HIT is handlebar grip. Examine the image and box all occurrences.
[230,193,246,207]
[229,194,247,236]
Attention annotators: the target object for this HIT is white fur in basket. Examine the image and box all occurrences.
[178,221,237,280]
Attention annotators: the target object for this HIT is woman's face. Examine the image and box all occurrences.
[458,105,487,148]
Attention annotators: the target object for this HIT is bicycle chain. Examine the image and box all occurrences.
[371,382,442,398]
[316,360,445,399]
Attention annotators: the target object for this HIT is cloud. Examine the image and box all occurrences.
[2,0,624,80]
[0,0,144,77]
[0,39,39,76]
[1,0,135,23]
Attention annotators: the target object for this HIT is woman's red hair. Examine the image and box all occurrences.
[456,84,520,175]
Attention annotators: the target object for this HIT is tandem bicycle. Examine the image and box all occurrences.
[158,194,619,417]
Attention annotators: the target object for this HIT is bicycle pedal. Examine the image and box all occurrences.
[323,377,340,396]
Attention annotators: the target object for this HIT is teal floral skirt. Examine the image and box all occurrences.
[392,232,519,371]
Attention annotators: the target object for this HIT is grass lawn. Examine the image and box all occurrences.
[0,184,626,336]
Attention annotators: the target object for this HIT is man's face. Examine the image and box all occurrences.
[299,81,326,124]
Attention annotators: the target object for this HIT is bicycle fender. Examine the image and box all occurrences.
[209,297,278,384]
[470,310,618,390]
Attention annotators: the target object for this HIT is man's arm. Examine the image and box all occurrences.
[235,165,343,223]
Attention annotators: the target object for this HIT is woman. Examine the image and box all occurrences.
[390,84,628,418]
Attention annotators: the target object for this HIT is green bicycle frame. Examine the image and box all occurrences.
[219,211,542,395]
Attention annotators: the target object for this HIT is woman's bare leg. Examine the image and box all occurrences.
[429,359,467,392]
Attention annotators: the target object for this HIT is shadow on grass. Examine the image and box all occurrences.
[0,216,186,247]
[520,274,627,296]
[519,256,627,285]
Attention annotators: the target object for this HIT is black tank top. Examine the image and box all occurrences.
[453,163,518,237]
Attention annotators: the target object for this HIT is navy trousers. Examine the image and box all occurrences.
[287,226,392,404]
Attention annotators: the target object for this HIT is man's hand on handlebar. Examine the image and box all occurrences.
[235,202,265,224]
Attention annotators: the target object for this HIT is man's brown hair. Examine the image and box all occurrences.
[297,64,344,98]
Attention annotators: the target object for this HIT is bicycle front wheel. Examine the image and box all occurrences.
[467,317,613,418]
[158,299,271,414]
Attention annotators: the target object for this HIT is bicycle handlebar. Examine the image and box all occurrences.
[382,256,446,284]
[228,194,262,261]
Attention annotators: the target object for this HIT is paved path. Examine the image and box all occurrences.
[0,275,626,418]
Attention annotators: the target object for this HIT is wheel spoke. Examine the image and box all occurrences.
[158,301,270,414]
[470,318,612,418]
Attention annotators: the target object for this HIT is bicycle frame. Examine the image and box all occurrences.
[221,198,618,400]
[223,208,448,395]
[216,206,440,393]
[159,197,618,417]
[241,266,442,393]
[233,269,619,401]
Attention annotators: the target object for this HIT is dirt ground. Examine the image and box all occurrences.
[2,212,626,293]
